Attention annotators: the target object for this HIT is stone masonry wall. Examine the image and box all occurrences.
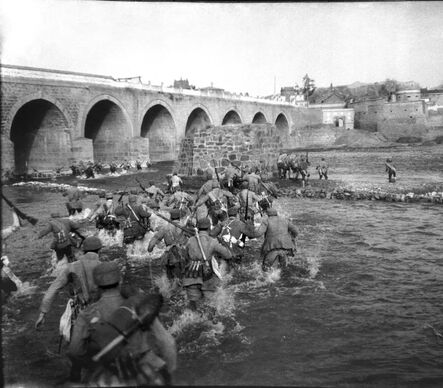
[176,124,282,175]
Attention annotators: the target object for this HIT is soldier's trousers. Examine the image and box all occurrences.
[262,249,290,272]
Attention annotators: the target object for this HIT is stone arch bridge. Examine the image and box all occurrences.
[1,65,299,174]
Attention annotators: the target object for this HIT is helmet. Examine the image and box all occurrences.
[82,236,102,252]
[93,261,120,286]
[197,217,211,230]
[170,209,181,220]
[266,208,278,216]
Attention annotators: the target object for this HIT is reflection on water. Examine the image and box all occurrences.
[2,146,443,386]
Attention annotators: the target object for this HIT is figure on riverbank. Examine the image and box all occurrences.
[67,261,176,385]
[37,213,86,262]
[385,157,396,183]
[252,208,298,272]
[183,217,232,310]
[316,158,329,180]
[63,181,84,215]
[169,172,183,193]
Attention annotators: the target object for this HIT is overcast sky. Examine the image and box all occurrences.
[1,1,442,96]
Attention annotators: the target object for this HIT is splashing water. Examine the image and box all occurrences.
[68,208,92,221]
[97,229,124,248]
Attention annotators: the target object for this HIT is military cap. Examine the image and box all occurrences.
[82,236,102,252]
[93,261,120,286]
[170,209,181,220]
[106,192,113,199]
[228,207,238,216]
[197,217,211,230]
[266,208,278,216]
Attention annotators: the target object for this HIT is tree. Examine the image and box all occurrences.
[381,79,399,100]
[302,74,316,101]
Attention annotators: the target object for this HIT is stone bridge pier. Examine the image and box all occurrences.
[1,65,306,174]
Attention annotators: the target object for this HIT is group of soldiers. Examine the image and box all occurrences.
[32,163,299,385]
[277,152,329,184]
[70,159,153,179]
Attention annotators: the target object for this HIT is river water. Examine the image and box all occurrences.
[2,146,443,387]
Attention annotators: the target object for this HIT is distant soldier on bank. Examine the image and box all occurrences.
[385,157,396,183]
[316,157,329,180]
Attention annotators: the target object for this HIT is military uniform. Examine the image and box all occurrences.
[242,172,261,193]
[183,218,232,305]
[169,174,183,193]
[385,158,396,182]
[115,196,151,244]
[210,208,255,265]
[38,216,83,262]
[317,159,329,180]
[148,210,188,280]
[195,187,233,225]
[64,184,84,215]
[67,262,176,385]
[238,188,261,219]
[39,251,101,315]
[252,209,298,271]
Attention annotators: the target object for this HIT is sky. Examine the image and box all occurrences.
[1,0,443,96]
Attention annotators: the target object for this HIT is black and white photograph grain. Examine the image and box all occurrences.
[1,1,443,387]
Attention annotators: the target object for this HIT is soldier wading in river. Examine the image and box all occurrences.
[183,217,232,310]
[148,209,189,282]
[252,208,299,272]
[67,261,177,385]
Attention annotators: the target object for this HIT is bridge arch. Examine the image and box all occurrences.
[222,109,242,125]
[83,95,133,162]
[185,105,213,137]
[275,112,290,137]
[252,111,268,124]
[9,98,72,174]
[140,100,177,161]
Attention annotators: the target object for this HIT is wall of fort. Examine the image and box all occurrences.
[351,99,443,141]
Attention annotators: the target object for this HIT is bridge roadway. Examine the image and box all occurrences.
[1,65,301,174]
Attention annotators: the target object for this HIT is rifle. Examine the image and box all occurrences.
[212,160,221,185]
[151,211,193,236]
[135,178,148,195]
[194,227,222,280]
[117,186,128,203]
[240,189,249,245]
[1,193,38,225]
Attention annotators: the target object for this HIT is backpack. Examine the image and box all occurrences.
[88,293,163,365]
